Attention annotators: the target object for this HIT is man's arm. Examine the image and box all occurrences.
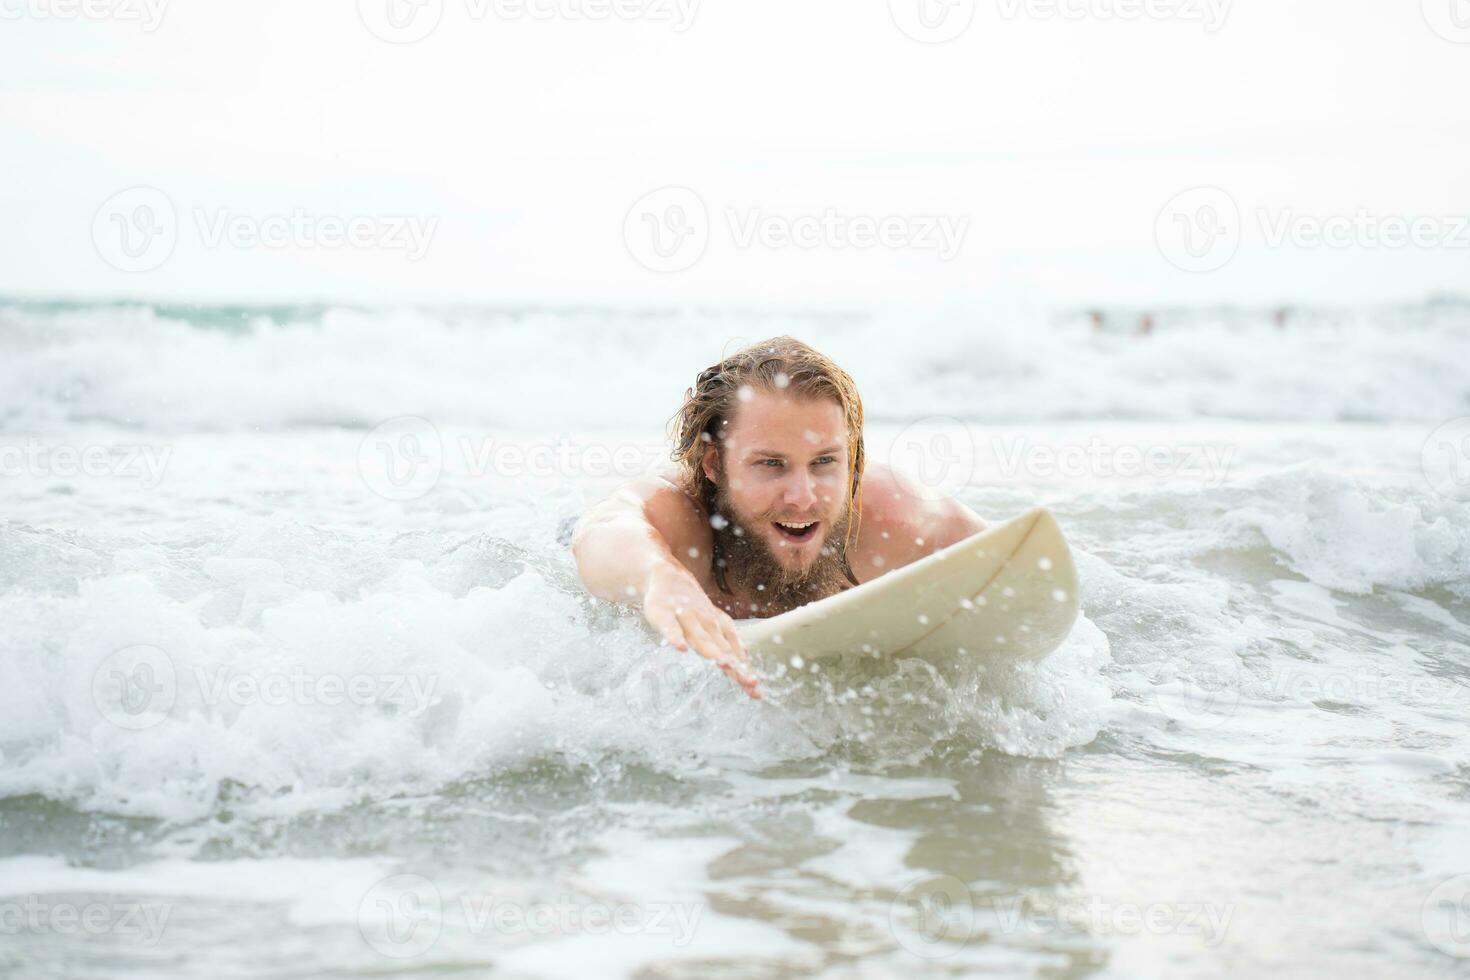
[571,476,760,698]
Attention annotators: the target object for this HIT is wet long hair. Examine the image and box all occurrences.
[668,336,865,591]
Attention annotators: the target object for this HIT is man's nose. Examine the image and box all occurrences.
[783,471,817,509]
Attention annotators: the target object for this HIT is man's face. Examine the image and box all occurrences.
[702,387,851,582]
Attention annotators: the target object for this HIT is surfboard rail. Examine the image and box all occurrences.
[735,506,1080,663]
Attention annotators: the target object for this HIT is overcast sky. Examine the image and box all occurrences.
[2,0,1467,311]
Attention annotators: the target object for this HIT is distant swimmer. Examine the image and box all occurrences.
[570,336,987,698]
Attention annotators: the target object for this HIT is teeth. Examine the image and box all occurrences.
[777,521,814,530]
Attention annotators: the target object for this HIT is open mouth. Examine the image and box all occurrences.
[772,520,820,544]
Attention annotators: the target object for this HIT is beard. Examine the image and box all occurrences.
[710,483,854,617]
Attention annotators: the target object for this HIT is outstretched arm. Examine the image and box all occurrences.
[571,476,760,699]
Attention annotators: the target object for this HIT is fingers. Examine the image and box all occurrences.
[643,606,688,653]
[718,617,747,661]
[676,608,761,700]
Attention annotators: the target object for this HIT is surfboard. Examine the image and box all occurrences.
[734,507,1079,662]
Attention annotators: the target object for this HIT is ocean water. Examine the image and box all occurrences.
[1,299,1468,978]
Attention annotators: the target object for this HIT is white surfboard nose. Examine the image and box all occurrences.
[736,506,1080,664]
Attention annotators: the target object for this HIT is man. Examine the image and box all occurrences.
[571,336,986,700]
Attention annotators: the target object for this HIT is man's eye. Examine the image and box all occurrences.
[760,459,783,467]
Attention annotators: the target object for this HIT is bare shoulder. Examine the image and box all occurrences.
[850,462,987,580]
[576,470,712,560]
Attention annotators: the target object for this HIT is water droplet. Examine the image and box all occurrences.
[790,655,805,669]
[917,614,930,625]
[737,385,754,402]
[1038,557,1053,571]
[1052,589,1069,602]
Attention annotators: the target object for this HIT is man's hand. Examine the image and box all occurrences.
[641,563,761,699]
